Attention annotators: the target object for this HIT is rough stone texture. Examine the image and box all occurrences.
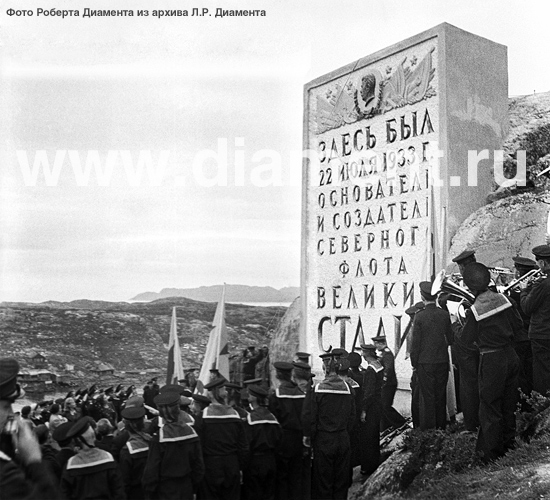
[269,297,301,385]
[505,91,550,157]
[350,449,416,499]
[447,190,550,270]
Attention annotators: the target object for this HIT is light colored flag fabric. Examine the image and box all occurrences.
[166,307,184,385]
[196,285,229,393]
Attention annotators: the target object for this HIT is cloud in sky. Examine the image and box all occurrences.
[1,0,548,302]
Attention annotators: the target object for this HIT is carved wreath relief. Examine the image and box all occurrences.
[316,47,436,134]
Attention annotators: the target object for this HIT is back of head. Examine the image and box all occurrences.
[462,262,491,292]
[96,418,113,437]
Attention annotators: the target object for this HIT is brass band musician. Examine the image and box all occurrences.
[506,256,538,401]
[520,245,550,396]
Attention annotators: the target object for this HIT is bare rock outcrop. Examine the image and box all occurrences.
[269,297,301,382]
[447,190,550,270]
[350,449,416,499]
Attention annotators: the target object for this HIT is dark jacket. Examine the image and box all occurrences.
[378,348,397,386]
[310,375,355,437]
[410,303,453,367]
[462,291,523,350]
[142,422,204,497]
[60,448,125,500]
[0,450,61,500]
[521,275,550,340]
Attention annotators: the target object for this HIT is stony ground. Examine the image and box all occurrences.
[0,297,286,383]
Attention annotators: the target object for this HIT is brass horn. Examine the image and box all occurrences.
[431,270,475,304]
[502,269,544,293]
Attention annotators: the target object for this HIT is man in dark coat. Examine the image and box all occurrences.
[142,392,204,500]
[357,345,383,476]
[521,245,550,396]
[372,336,406,431]
[0,358,61,500]
[461,263,522,463]
[61,417,125,500]
[306,352,355,500]
[410,281,453,430]
[242,384,282,500]
[268,361,306,500]
[195,377,248,500]
[507,256,537,401]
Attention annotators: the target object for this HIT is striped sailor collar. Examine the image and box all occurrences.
[126,435,150,454]
[67,448,114,470]
[315,375,351,394]
[247,407,279,426]
[159,422,198,443]
[471,290,512,321]
[366,360,384,373]
[203,404,241,420]
[275,383,305,399]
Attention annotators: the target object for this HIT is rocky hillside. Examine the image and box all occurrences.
[499,91,550,194]
[0,297,286,385]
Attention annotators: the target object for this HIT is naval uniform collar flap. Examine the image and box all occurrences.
[367,360,384,373]
[0,450,11,462]
[180,411,195,426]
[203,405,241,421]
[126,435,150,454]
[472,290,512,321]
[66,448,115,472]
[247,407,279,426]
[276,384,305,399]
[315,376,351,394]
[347,378,360,388]
[159,422,198,443]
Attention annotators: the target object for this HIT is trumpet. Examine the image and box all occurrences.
[503,269,546,293]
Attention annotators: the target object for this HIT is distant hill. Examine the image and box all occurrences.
[0,297,287,386]
[130,284,300,303]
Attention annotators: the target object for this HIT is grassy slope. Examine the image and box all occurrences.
[402,436,550,499]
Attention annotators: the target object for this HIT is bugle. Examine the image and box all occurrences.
[503,269,545,293]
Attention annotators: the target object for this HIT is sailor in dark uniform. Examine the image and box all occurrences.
[358,345,383,476]
[196,377,249,500]
[411,281,453,430]
[507,256,537,402]
[242,384,282,500]
[461,263,522,462]
[268,361,306,500]
[371,335,406,431]
[61,417,125,500]
[308,352,355,500]
[450,249,481,431]
[118,406,150,500]
[142,392,204,500]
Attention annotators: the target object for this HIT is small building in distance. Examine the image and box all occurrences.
[29,352,47,369]
[92,363,115,376]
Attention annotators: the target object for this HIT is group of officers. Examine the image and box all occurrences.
[408,243,550,463]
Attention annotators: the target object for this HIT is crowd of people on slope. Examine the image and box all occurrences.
[0,335,405,500]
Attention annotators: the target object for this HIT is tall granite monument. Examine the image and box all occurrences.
[300,23,508,382]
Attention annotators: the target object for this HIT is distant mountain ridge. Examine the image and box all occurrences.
[131,284,300,303]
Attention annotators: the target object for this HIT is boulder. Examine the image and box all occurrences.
[350,449,417,499]
[447,190,550,271]
[269,297,301,384]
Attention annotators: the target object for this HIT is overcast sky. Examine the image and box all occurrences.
[1,0,548,303]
